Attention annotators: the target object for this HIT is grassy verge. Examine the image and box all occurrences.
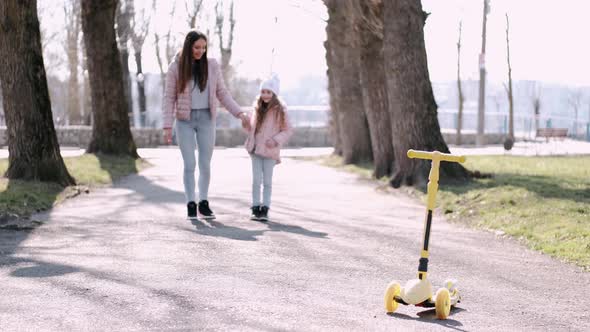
[0,154,149,219]
[309,154,590,270]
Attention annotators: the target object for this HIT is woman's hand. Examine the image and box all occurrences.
[265,138,278,148]
[163,128,173,145]
[240,113,251,130]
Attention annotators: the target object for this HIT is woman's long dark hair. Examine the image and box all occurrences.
[254,93,286,134]
[178,30,208,93]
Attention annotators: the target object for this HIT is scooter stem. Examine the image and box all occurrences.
[407,150,466,280]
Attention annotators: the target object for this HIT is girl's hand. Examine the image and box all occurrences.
[265,139,278,148]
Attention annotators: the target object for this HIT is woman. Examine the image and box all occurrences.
[162,30,249,219]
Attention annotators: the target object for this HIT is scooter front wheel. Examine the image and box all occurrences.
[384,281,401,313]
[435,288,451,319]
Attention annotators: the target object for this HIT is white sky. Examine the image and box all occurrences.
[137,0,329,89]
[422,0,590,86]
[40,0,590,88]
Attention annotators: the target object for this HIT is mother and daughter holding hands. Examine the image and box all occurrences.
[162,30,292,222]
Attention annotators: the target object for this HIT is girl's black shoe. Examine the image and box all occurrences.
[258,206,269,222]
[250,206,261,220]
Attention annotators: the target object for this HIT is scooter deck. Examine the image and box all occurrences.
[394,295,461,308]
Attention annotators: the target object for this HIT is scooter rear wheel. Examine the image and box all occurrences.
[435,288,451,319]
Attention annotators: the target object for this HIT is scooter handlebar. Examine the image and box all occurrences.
[407,149,466,163]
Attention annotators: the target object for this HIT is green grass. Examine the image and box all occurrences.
[0,154,149,218]
[439,155,590,269]
[312,154,590,270]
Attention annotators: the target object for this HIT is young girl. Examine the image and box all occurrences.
[244,74,293,221]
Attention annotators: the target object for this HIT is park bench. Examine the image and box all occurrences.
[536,128,568,142]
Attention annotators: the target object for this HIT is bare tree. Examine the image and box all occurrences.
[456,20,464,145]
[503,13,514,150]
[530,82,542,134]
[64,0,82,125]
[131,0,151,127]
[165,12,179,64]
[215,0,236,85]
[81,0,138,157]
[81,39,92,126]
[355,0,394,178]
[152,0,177,91]
[116,0,134,118]
[38,9,60,50]
[186,0,205,29]
[476,0,490,146]
[568,89,583,136]
[323,0,373,164]
[382,0,468,187]
[37,3,63,75]
[0,0,75,186]
[152,0,166,89]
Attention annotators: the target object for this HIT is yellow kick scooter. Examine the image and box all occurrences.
[384,149,466,319]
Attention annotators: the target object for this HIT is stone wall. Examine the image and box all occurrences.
[0,126,333,148]
[441,132,505,145]
[0,126,512,149]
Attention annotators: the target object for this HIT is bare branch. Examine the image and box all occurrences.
[290,0,327,23]
[186,0,204,29]
[152,0,165,87]
[131,0,151,52]
[227,1,235,50]
[215,1,224,51]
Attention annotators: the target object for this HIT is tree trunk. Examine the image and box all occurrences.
[134,51,147,127]
[130,2,151,128]
[505,14,514,144]
[383,0,468,187]
[358,0,394,178]
[0,89,5,126]
[81,0,138,157]
[116,0,133,120]
[153,31,166,94]
[65,0,82,125]
[532,83,541,133]
[81,40,93,126]
[119,49,132,121]
[324,0,372,164]
[476,0,489,146]
[0,0,75,186]
[456,21,464,146]
[324,40,342,156]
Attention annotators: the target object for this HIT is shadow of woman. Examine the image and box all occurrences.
[187,218,267,241]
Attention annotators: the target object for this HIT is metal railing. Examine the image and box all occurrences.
[438,108,590,141]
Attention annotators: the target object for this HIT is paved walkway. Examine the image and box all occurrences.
[1,147,589,331]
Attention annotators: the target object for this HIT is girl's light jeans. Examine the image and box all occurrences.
[250,153,276,207]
